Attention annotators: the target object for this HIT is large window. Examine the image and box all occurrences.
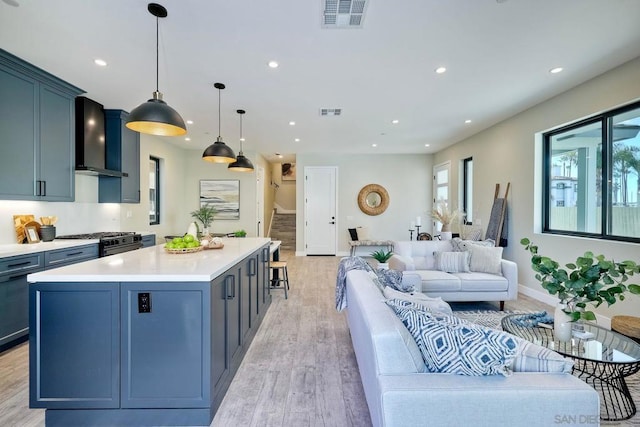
[149,157,160,225]
[462,157,473,224]
[543,102,640,242]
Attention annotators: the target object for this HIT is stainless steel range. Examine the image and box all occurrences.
[56,232,143,257]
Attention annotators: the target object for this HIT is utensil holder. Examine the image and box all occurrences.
[40,225,56,242]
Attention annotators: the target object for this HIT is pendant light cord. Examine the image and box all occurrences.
[239,114,243,151]
[155,15,159,92]
[218,88,221,138]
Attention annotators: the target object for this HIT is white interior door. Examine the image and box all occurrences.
[433,161,451,231]
[304,166,337,255]
[256,166,265,237]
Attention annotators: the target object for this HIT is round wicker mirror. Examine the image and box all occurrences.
[357,184,389,216]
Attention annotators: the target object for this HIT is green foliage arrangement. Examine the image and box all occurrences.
[370,249,393,263]
[233,229,247,237]
[521,238,640,321]
[190,204,217,230]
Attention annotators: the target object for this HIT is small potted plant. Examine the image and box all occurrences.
[370,249,393,269]
[233,229,247,238]
[190,204,217,236]
[521,238,640,340]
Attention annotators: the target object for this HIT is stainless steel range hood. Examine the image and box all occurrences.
[75,96,125,178]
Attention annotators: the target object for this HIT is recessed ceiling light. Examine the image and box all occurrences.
[425,144,430,147]
[391,119,399,124]
[435,67,447,74]
[185,137,191,141]
[372,143,377,147]
[186,120,193,125]
[465,119,472,124]
[268,61,279,68]
[289,121,295,126]
[294,138,300,142]
[550,67,563,74]
[94,59,107,67]
[240,137,245,142]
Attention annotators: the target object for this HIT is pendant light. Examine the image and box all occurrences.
[202,83,236,163]
[126,3,187,136]
[228,110,255,172]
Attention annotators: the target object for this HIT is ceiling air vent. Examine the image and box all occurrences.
[320,108,342,116]
[322,0,368,28]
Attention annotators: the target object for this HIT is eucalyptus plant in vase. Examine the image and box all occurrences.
[521,238,640,340]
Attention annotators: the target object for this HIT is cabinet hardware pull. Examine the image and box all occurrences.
[226,275,235,299]
[66,252,83,257]
[7,261,32,268]
[42,180,46,196]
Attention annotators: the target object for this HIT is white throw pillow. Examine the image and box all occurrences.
[383,286,453,314]
[434,251,470,273]
[467,244,503,275]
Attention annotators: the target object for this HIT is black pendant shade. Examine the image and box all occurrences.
[126,3,187,136]
[127,91,186,136]
[202,137,237,163]
[202,83,236,163]
[229,109,255,172]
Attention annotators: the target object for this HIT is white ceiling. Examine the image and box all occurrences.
[2,0,640,164]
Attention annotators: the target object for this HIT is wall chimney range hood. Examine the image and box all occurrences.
[75,96,125,177]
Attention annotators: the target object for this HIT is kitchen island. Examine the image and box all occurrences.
[27,237,272,427]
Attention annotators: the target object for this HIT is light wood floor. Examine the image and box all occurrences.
[1,253,637,426]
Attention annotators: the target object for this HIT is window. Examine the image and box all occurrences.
[149,157,160,225]
[543,101,640,242]
[462,157,473,224]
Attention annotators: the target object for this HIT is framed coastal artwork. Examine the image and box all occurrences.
[199,179,240,220]
[282,163,296,181]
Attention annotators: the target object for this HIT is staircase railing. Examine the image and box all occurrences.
[267,207,276,238]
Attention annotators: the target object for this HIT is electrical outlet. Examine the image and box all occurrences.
[126,210,133,218]
[138,292,151,313]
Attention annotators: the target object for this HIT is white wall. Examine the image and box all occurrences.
[182,149,259,237]
[296,153,433,255]
[271,163,296,212]
[434,56,640,319]
[118,134,188,239]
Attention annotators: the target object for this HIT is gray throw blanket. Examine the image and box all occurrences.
[335,257,374,312]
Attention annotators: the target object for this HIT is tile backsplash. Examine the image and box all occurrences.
[0,175,121,244]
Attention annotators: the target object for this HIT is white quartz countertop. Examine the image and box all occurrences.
[27,237,272,283]
[0,239,99,258]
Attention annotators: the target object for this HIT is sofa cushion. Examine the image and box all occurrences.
[415,270,461,292]
[454,272,509,292]
[450,237,495,252]
[394,240,453,270]
[467,245,503,275]
[383,287,453,314]
[386,302,518,376]
[511,339,573,373]
[434,251,470,273]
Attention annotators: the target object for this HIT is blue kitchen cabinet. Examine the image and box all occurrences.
[0,253,44,349]
[99,109,141,203]
[0,49,83,201]
[120,282,210,409]
[29,282,120,409]
[44,244,99,269]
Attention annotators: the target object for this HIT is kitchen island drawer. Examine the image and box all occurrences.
[0,253,44,276]
[44,244,98,269]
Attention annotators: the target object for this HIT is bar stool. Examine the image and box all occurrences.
[270,261,290,299]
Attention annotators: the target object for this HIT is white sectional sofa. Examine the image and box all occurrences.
[389,240,518,310]
[345,269,600,427]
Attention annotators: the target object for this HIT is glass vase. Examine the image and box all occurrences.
[554,303,573,342]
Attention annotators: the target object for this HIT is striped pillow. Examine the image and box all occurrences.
[434,251,470,273]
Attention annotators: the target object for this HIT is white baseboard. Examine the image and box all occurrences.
[518,284,611,330]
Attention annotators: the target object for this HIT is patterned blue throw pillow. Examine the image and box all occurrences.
[387,300,518,376]
[375,268,413,292]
